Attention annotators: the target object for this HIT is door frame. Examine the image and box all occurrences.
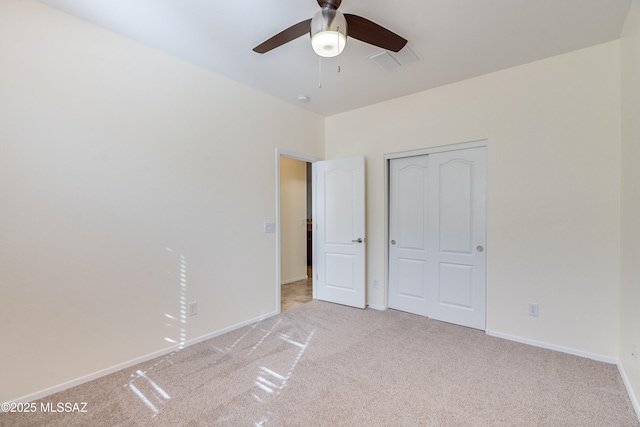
[383,140,488,309]
[275,149,322,314]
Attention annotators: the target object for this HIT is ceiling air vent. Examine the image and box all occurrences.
[368,45,420,71]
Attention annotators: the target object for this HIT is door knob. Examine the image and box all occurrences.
[352,238,363,243]
[476,245,484,252]
[391,240,396,245]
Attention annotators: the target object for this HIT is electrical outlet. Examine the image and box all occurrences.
[528,303,539,317]
[188,301,197,317]
[373,279,379,289]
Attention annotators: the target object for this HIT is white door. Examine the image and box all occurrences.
[388,155,430,316]
[388,147,486,330]
[428,147,486,329]
[314,156,366,309]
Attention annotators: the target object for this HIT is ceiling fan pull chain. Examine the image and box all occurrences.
[318,55,323,88]
[338,26,342,54]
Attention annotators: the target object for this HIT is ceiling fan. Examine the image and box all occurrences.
[253,0,407,58]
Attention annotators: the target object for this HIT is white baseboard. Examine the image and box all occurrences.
[367,304,387,311]
[485,329,618,364]
[281,275,308,285]
[618,362,640,422]
[10,310,279,404]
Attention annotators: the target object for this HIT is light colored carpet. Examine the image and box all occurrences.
[2,300,638,426]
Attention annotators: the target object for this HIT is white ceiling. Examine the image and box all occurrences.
[36,0,632,117]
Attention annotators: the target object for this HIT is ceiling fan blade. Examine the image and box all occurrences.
[253,19,312,54]
[344,14,407,52]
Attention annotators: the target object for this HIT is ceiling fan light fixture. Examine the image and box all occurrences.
[310,9,347,57]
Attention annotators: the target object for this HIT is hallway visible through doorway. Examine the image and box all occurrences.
[279,155,313,312]
[281,266,312,312]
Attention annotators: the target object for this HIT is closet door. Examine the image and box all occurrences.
[427,147,486,330]
[388,155,430,316]
[388,146,486,330]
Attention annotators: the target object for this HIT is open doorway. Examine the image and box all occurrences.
[279,156,314,312]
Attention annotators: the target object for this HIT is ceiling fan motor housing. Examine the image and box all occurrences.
[318,0,342,9]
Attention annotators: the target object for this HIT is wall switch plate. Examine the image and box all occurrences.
[264,222,276,233]
[188,301,197,316]
[528,303,539,317]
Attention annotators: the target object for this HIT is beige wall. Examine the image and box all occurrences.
[280,157,308,283]
[621,0,640,415]
[326,42,621,360]
[0,0,324,402]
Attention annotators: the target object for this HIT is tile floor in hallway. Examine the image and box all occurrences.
[281,268,312,312]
